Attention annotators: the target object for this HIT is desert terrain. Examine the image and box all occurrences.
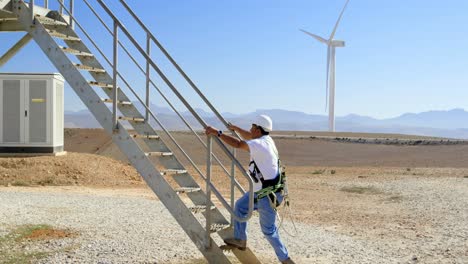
[1,129,467,263]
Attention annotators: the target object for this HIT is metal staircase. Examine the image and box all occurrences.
[1,1,260,263]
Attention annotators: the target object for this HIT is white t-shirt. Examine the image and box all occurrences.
[246,135,279,192]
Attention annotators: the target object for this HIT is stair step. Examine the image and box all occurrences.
[101,98,132,105]
[0,18,17,22]
[210,223,231,233]
[119,116,145,122]
[74,64,106,73]
[35,15,68,28]
[30,9,256,262]
[161,169,187,175]
[59,45,93,57]
[46,29,81,41]
[145,152,173,157]
[130,134,160,140]
[189,205,215,214]
[174,187,202,194]
[88,81,113,88]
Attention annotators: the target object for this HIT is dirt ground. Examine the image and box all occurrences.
[3,128,468,208]
[64,128,468,168]
[3,128,468,188]
[1,129,468,263]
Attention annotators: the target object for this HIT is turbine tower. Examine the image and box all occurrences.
[301,0,350,132]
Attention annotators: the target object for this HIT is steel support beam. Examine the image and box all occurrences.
[0,0,12,10]
[0,33,32,67]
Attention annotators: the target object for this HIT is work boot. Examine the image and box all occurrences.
[281,258,296,264]
[223,238,247,251]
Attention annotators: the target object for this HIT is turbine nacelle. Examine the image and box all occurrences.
[330,40,345,47]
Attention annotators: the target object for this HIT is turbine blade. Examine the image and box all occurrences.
[329,0,350,40]
[299,29,328,44]
[325,47,330,112]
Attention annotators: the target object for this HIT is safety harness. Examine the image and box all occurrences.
[249,159,287,209]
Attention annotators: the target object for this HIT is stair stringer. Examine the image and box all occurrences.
[12,2,262,263]
[12,4,233,263]
[49,15,244,244]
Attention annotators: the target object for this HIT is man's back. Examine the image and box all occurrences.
[247,135,279,191]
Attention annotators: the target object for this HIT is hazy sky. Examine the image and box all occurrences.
[1,0,467,118]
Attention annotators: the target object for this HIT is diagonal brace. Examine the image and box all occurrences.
[0,33,32,67]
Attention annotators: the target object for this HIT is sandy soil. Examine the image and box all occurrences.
[64,129,468,168]
[3,128,468,232]
[1,128,468,263]
[0,152,140,187]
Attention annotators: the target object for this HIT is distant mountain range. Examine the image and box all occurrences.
[65,106,468,139]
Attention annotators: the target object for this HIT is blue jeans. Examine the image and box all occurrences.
[233,192,289,262]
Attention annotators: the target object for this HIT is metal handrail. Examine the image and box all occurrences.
[118,0,241,136]
[52,1,248,221]
[54,0,246,193]
[96,0,255,222]
[27,0,72,25]
[78,0,247,193]
[34,0,254,222]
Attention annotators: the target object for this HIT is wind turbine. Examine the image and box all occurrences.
[301,0,350,132]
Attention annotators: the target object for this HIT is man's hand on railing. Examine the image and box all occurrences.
[228,123,253,140]
[227,122,238,132]
[206,125,249,151]
[205,126,219,137]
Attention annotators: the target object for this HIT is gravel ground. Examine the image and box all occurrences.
[321,177,468,264]
[1,175,467,264]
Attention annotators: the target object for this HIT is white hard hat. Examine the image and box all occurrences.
[254,115,273,132]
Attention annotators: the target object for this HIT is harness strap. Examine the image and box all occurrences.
[249,138,285,209]
[248,160,261,183]
[252,159,284,210]
[250,159,283,188]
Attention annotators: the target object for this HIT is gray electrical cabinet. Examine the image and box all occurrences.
[0,73,64,153]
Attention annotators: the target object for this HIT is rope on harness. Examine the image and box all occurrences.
[273,165,298,237]
[248,146,298,237]
[256,164,298,237]
[276,194,298,237]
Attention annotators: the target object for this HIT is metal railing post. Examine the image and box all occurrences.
[66,0,255,222]
[205,136,213,248]
[117,0,236,132]
[44,0,48,9]
[59,0,63,15]
[103,13,256,219]
[69,0,74,28]
[145,32,150,122]
[29,0,34,23]
[112,21,119,130]
[230,148,236,224]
